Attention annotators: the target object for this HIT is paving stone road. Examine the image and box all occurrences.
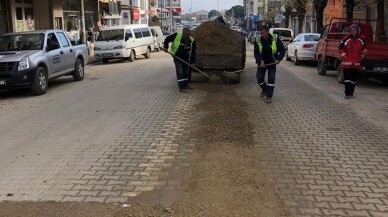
[0,43,387,217]
[240,45,388,217]
[0,54,201,204]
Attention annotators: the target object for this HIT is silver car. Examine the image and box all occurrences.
[286,33,321,65]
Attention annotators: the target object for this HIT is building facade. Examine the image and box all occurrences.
[155,0,182,30]
[0,0,99,35]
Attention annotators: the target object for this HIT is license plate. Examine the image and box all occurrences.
[373,67,388,72]
[0,80,5,85]
[102,54,113,57]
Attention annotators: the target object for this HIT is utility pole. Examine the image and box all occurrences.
[169,0,173,32]
[80,0,86,44]
[160,0,163,29]
[189,0,192,26]
[311,2,316,33]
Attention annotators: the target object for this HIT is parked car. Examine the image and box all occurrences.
[94,24,154,63]
[247,31,255,42]
[250,31,260,44]
[162,29,170,36]
[269,27,294,48]
[286,33,320,65]
[240,30,249,38]
[316,18,388,85]
[0,29,89,95]
[149,26,164,52]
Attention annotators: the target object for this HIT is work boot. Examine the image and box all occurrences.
[345,95,351,99]
[184,85,193,90]
[265,97,272,103]
[179,88,188,93]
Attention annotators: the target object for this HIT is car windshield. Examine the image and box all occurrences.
[304,35,320,41]
[273,30,292,37]
[96,29,124,41]
[0,33,44,51]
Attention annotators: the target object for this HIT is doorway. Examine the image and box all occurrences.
[0,0,9,35]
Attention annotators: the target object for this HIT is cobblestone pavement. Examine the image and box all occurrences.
[0,53,201,203]
[1,42,388,217]
[240,45,388,216]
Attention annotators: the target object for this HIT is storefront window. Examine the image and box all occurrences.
[63,0,98,32]
[15,0,34,32]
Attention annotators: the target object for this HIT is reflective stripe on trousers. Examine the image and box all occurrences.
[174,59,189,89]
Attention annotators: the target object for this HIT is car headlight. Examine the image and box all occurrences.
[94,47,101,50]
[114,46,124,49]
[18,57,30,71]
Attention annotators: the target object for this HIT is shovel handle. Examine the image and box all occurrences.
[227,63,277,74]
[163,48,210,78]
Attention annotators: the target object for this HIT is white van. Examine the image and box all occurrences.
[269,28,294,48]
[94,24,154,63]
[149,26,164,52]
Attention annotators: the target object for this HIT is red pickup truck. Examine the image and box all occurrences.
[316,18,388,85]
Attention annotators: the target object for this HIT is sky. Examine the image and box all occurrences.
[180,0,242,13]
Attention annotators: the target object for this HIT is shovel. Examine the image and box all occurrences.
[162,49,210,78]
[163,49,240,81]
[224,63,277,75]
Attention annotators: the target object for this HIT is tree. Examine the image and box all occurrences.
[376,0,386,41]
[313,0,328,33]
[345,0,355,21]
[208,10,221,19]
[345,0,376,21]
[227,5,245,19]
[151,15,160,26]
[283,0,308,33]
[282,2,293,28]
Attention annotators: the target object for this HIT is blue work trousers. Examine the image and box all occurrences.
[256,65,276,98]
[174,58,189,89]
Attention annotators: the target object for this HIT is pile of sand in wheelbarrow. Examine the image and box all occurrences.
[191,20,246,84]
[191,21,244,55]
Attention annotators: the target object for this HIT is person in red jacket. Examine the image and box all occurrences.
[338,24,367,99]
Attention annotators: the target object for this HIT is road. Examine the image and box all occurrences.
[0,44,387,216]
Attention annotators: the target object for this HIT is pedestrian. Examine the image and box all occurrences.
[338,24,367,99]
[163,27,196,92]
[254,25,285,103]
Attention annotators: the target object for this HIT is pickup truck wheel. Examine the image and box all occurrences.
[145,47,151,59]
[31,66,48,95]
[337,65,345,84]
[102,58,108,63]
[129,50,135,62]
[293,51,301,65]
[73,58,84,81]
[317,57,327,75]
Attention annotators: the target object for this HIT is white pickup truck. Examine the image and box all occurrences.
[0,29,89,95]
